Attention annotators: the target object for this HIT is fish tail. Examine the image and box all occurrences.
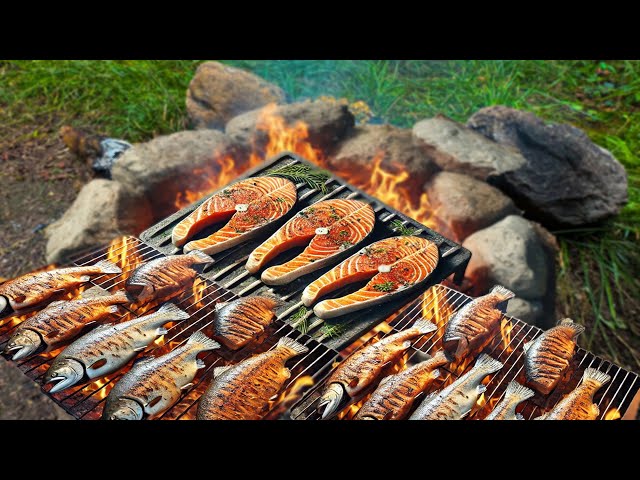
[474,353,503,374]
[582,368,611,389]
[187,331,220,352]
[277,336,309,357]
[156,303,191,321]
[188,250,214,264]
[504,381,535,403]
[413,319,437,335]
[558,318,585,339]
[490,285,515,302]
[94,260,122,275]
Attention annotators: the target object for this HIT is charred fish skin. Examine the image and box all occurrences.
[0,260,121,313]
[484,381,534,420]
[125,250,213,303]
[44,303,190,393]
[3,289,130,361]
[196,336,309,420]
[213,296,279,350]
[409,353,503,420]
[524,318,585,395]
[103,331,220,420]
[443,285,515,360]
[539,368,611,420]
[318,319,437,419]
[354,350,451,421]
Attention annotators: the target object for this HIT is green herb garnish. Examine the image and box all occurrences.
[267,163,330,193]
[320,322,348,339]
[290,306,310,334]
[390,219,420,236]
[373,281,395,292]
[339,230,349,237]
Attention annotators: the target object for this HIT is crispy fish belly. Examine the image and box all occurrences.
[409,354,503,420]
[442,285,515,360]
[196,337,309,420]
[246,199,375,285]
[524,318,585,395]
[125,250,213,303]
[44,303,190,393]
[3,289,129,361]
[318,319,437,418]
[484,381,534,420]
[213,296,279,350]
[354,350,450,420]
[102,331,220,420]
[181,177,297,255]
[537,368,611,420]
[302,236,439,319]
[0,260,121,313]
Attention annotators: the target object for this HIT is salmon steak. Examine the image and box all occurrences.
[171,176,297,255]
[213,296,279,350]
[246,199,375,285]
[302,236,439,319]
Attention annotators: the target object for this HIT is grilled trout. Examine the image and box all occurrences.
[246,199,375,285]
[443,285,515,360]
[125,250,213,303]
[524,318,584,395]
[484,381,534,420]
[537,368,611,420]
[409,354,503,420]
[318,319,437,419]
[303,236,439,319]
[354,350,451,420]
[196,336,309,420]
[102,331,220,420]
[213,296,279,350]
[3,288,129,361]
[44,303,190,393]
[0,260,121,314]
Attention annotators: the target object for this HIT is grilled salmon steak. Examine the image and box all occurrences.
[196,336,309,420]
[302,236,439,319]
[0,260,121,314]
[524,318,584,395]
[213,296,279,350]
[246,199,375,285]
[171,176,296,254]
[442,285,515,360]
[318,319,437,418]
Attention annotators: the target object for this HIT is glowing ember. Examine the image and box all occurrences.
[604,408,621,420]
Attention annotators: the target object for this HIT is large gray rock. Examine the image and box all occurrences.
[45,180,153,263]
[462,215,552,299]
[226,99,355,155]
[424,171,518,241]
[506,298,544,326]
[112,130,245,219]
[467,106,628,227]
[413,115,526,179]
[187,61,286,130]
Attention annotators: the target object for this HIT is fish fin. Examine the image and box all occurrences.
[180,382,194,391]
[94,260,122,275]
[133,346,148,352]
[81,286,109,299]
[558,318,585,339]
[213,365,232,377]
[215,301,229,311]
[453,336,469,359]
[156,327,168,335]
[187,331,220,352]
[515,413,525,420]
[108,305,119,313]
[490,285,516,302]
[474,353,503,374]
[283,367,291,379]
[156,302,190,321]
[477,384,487,394]
[188,250,215,264]
[582,368,611,389]
[504,381,535,403]
[276,336,309,356]
[80,275,91,282]
[197,359,206,369]
[523,341,531,352]
[431,368,441,380]
[413,319,437,335]
[13,294,26,303]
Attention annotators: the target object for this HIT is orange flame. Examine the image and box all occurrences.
[265,375,315,420]
[192,277,207,309]
[501,318,514,352]
[604,408,621,420]
[106,236,144,285]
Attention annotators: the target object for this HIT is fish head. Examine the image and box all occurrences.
[104,398,144,420]
[4,329,42,360]
[318,383,345,419]
[0,295,10,315]
[125,281,152,303]
[45,359,85,393]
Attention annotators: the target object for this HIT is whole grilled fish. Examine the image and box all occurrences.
[125,250,213,303]
[409,354,503,420]
[537,368,611,420]
[102,331,220,420]
[354,350,451,420]
[3,288,129,361]
[318,319,437,419]
[443,285,515,360]
[0,260,121,314]
[44,303,190,393]
[214,296,279,350]
[524,318,584,395]
[484,381,534,420]
[196,336,309,420]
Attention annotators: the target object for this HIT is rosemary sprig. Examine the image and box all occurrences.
[268,163,330,193]
[390,219,420,236]
[320,322,349,339]
[290,306,310,334]
[373,281,396,292]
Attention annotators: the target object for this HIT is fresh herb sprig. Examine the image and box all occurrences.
[373,281,396,292]
[320,322,348,339]
[390,219,420,236]
[290,306,311,334]
[268,163,330,193]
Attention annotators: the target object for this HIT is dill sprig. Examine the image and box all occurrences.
[268,163,330,193]
[289,306,310,334]
[373,281,395,292]
[390,219,420,236]
[320,322,348,339]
